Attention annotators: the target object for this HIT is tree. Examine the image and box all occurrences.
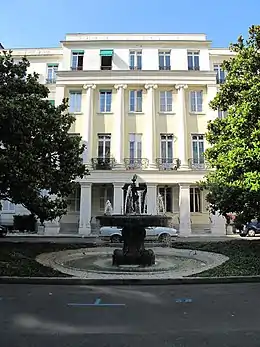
[0,51,87,223]
[201,25,260,226]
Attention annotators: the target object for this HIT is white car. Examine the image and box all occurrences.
[99,226,179,243]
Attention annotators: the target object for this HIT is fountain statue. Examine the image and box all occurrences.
[104,200,113,215]
[156,193,165,215]
[96,174,171,267]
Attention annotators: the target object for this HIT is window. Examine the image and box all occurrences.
[99,186,113,211]
[190,187,201,212]
[214,64,226,84]
[190,91,203,112]
[158,187,172,213]
[187,51,200,70]
[160,134,173,164]
[49,100,55,106]
[1,200,15,212]
[67,186,80,212]
[100,50,113,70]
[129,50,142,70]
[129,90,142,112]
[192,134,205,166]
[69,91,82,113]
[99,90,112,112]
[71,51,84,71]
[98,134,111,158]
[218,109,227,119]
[158,51,171,70]
[129,133,142,159]
[160,91,173,112]
[46,64,58,83]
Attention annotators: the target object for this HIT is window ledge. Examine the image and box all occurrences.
[189,112,205,115]
[1,211,15,214]
[70,112,83,115]
[128,111,144,115]
[96,112,114,115]
[158,112,176,115]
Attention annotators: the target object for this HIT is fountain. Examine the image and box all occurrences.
[104,200,113,215]
[96,174,171,267]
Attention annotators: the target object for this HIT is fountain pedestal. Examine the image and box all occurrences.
[113,226,155,266]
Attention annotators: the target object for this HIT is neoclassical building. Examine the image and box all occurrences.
[0,33,233,236]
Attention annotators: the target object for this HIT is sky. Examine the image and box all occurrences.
[1,0,259,48]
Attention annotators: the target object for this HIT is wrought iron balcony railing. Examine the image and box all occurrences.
[159,65,171,70]
[100,65,112,70]
[46,78,56,84]
[129,66,142,70]
[188,158,210,170]
[70,66,83,71]
[188,66,200,71]
[155,158,181,171]
[91,157,115,170]
[124,158,149,170]
[216,76,225,84]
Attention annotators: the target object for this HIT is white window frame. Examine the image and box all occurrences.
[218,109,227,119]
[46,65,58,83]
[129,50,142,70]
[191,134,205,167]
[187,51,200,70]
[69,91,82,113]
[158,186,173,213]
[99,90,112,113]
[1,200,15,213]
[129,133,142,159]
[160,134,174,162]
[99,186,113,211]
[97,134,111,158]
[67,187,80,213]
[159,91,173,112]
[71,52,84,70]
[190,187,201,213]
[129,90,142,112]
[214,64,226,83]
[190,90,203,113]
[158,51,171,69]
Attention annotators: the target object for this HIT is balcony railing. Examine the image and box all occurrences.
[46,78,56,84]
[124,158,149,170]
[188,158,210,170]
[129,66,142,70]
[188,66,200,71]
[100,66,112,70]
[155,158,181,171]
[159,65,171,70]
[91,157,115,170]
[216,76,225,84]
[71,66,83,71]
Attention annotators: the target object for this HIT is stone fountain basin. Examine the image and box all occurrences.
[96,214,172,228]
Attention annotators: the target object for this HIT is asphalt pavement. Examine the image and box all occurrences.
[1,283,260,346]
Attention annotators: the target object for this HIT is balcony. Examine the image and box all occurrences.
[188,66,200,71]
[91,157,115,170]
[124,158,149,170]
[46,78,56,84]
[156,158,181,171]
[129,66,142,70]
[101,65,112,70]
[188,158,209,170]
[159,66,171,70]
[216,76,225,84]
[71,66,83,71]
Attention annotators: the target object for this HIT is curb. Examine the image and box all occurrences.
[1,275,260,285]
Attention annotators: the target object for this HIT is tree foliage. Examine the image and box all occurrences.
[0,51,87,223]
[201,25,260,225]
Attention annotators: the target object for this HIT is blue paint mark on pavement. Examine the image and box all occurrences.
[175,298,193,303]
[68,298,125,307]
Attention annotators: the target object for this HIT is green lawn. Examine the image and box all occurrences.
[0,240,260,277]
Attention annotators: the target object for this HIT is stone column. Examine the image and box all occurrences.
[113,183,124,214]
[210,212,226,235]
[179,183,191,235]
[82,84,96,164]
[78,182,92,235]
[55,85,65,107]
[146,184,157,214]
[175,85,189,169]
[114,85,127,167]
[145,84,158,169]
